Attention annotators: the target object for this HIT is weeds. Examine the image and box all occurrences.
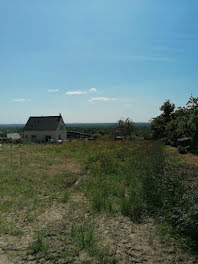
[1,140,198,261]
[29,231,49,255]
[92,192,113,213]
[82,141,198,252]
[8,227,24,236]
[70,221,97,255]
[62,190,70,203]
[97,251,117,264]
[70,221,117,263]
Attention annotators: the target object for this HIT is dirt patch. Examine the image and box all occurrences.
[182,153,198,166]
[166,146,198,166]
[95,215,196,264]
[0,248,13,264]
[0,191,89,263]
[0,191,197,264]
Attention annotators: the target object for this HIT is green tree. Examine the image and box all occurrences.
[186,96,198,148]
[151,100,175,139]
[160,100,175,121]
[151,96,198,149]
[114,118,136,140]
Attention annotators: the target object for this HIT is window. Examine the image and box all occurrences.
[31,135,36,139]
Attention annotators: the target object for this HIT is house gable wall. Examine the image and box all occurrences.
[56,118,67,141]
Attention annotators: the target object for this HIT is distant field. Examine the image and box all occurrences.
[0,122,150,129]
[0,140,197,263]
[67,122,150,128]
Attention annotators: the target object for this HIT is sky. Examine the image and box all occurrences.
[0,0,197,123]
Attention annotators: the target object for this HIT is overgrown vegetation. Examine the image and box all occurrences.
[81,141,198,252]
[70,221,117,263]
[0,140,197,262]
[29,231,49,255]
[70,221,97,255]
[150,96,198,149]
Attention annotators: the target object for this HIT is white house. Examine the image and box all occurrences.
[23,115,67,143]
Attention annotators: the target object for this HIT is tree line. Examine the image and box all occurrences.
[150,96,198,149]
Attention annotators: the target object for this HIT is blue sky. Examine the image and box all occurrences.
[0,0,197,123]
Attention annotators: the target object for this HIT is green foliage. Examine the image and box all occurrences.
[92,192,113,213]
[151,96,198,149]
[160,99,175,119]
[1,140,198,259]
[70,220,117,263]
[113,118,136,140]
[62,190,70,203]
[120,179,145,222]
[82,141,198,251]
[97,251,117,264]
[29,231,49,255]
[70,222,97,255]
[150,100,175,139]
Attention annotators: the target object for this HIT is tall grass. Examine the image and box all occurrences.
[70,221,117,263]
[29,231,49,255]
[81,141,198,252]
[1,140,197,254]
[70,222,97,255]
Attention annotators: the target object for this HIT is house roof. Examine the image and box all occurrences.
[24,116,63,131]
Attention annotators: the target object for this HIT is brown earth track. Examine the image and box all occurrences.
[1,189,197,264]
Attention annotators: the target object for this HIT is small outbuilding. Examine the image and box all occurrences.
[23,115,67,143]
[7,133,21,140]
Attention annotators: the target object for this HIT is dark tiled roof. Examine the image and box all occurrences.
[24,116,63,131]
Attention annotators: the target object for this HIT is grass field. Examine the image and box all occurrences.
[0,141,197,263]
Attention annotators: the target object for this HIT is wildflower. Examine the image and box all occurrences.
[45,211,49,218]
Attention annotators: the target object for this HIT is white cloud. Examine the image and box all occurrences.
[89,88,97,93]
[65,88,97,96]
[48,89,59,92]
[66,91,87,95]
[88,97,116,103]
[12,98,31,102]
